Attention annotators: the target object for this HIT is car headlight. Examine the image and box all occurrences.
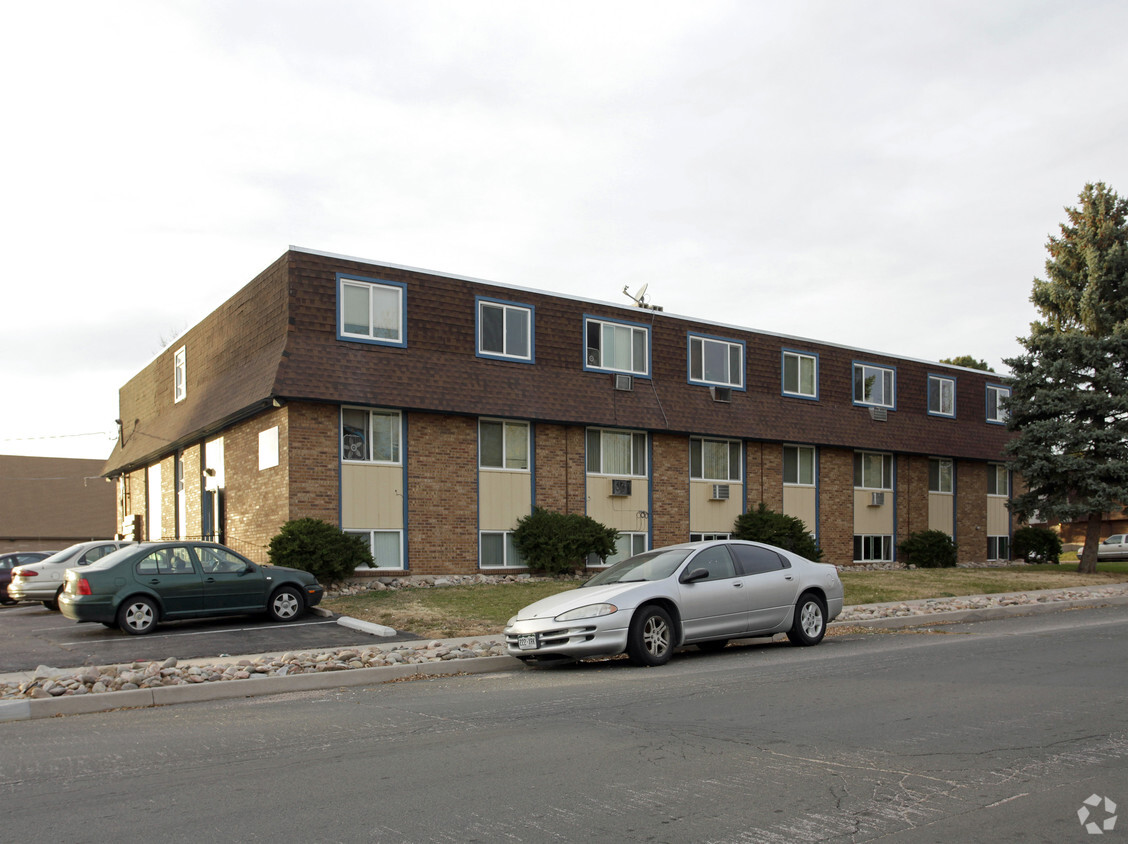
[506,615,518,627]
[554,603,618,622]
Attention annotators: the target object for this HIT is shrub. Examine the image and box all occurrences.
[512,508,619,575]
[267,518,373,584]
[1013,525,1063,564]
[732,504,822,561]
[898,529,958,568]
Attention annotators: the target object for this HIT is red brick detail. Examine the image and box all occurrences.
[406,413,478,574]
[534,424,587,515]
[651,433,689,548]
[818,447,854,565]
[899,455,931,543]
[287,402,340,522]
[956,461,988,562]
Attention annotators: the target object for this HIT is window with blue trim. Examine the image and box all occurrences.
[782,350,817,398]
[853,362,895,408]
[928,374,956,417]
[688,334,743,388]
[585,317,648,376]
[986,384,1010,424]
[339,275,405,345]
[478,298,532,361]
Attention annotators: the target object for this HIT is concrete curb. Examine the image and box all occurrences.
[3,588,1126,722]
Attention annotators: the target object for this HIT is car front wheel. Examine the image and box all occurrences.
[786,592,827,646]
[118,596,158,635]
[268,586,304,622]
[626,605,675,667]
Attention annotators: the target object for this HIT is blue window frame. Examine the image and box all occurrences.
[584,315,650,376]
[337,274,407,347]
[687,333,745,389]
[853,361,896,409]
[928,374,956,418]
[476,297,534,363]
[782,349,819,400]
[986,383,1010,424]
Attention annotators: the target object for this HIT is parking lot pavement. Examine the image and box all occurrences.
[0,601,420,674]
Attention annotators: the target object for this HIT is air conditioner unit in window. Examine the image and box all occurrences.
[869,406,888,421]
[870,492,885,506]
[587,350,600,366]
[610,479,632,497]
[613,374,633,391]
[710,386,732,403]
[710,484,731,501]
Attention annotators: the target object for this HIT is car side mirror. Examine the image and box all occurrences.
[682,567,710,584]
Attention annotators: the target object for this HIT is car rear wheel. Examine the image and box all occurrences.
[786,592,827,646]
[118,596,158,635]
[267,586,304,622]
[626,605,674,667]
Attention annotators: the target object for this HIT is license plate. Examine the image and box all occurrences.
[517,634,538,651]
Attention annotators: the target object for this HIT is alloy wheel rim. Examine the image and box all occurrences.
[801,602,823,636]
[275,593,299,618]
[643,616,670,656]
[127,603,153,630]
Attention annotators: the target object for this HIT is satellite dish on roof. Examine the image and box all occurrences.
[622,283,662,311]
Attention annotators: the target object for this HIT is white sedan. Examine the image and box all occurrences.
[504,540,844,667]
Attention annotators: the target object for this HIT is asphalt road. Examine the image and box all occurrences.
[3,605,1125,843]
[0,600,415,671]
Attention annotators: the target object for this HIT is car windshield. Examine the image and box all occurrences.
[34,543,89,565]
[583,548,693,586]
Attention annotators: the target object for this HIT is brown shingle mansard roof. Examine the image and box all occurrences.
[103,247,1011,476]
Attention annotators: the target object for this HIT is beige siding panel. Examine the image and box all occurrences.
[479,471,533,530]
[987,497,1010,535]
[587,477,650,532]
[928,493,954,535]
[689,481,742,532]
[853,489,894,534]
[783,486,817,534]
[341,464,403,529]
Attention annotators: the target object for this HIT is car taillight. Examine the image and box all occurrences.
[77,578,92,596]
[16,570,37,577]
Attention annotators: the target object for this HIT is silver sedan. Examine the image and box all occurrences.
[504,540,844,667]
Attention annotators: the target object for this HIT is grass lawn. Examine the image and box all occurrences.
[321,560,1128,640]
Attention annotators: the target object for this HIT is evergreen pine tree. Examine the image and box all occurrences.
[1004,183,1128,573]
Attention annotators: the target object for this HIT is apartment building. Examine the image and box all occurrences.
[102,247,1016,572]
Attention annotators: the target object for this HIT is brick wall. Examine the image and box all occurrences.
[651,433,689,548]
[818,447,854,565]
[287,402,340,522]
[533,423,587,515]
[898,455,931,544]
[745,442,765,507]
[956,460,988,562]
[222,408,290,562]
[761,442,784,512]
[406,413,478,574]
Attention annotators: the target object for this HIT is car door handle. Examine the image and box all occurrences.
[733,581,743,588]
[785,575,794,580]
[149,579,161,585]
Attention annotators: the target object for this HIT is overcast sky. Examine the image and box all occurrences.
[2,0,1126,461]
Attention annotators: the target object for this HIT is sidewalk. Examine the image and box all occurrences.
[4,584,1128,723]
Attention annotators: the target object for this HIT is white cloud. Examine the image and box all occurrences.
[1,0,1126,457]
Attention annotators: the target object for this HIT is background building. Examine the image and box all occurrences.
[103,247,1015,572]
[0,455,117,552]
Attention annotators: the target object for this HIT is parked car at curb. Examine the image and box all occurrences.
[1095,535,1128,561]
[8,541,133,609]
[1,552,56,605]
[59,541,325,635]
[504,540,844,667]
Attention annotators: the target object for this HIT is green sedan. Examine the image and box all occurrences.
[59,541,324,635]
